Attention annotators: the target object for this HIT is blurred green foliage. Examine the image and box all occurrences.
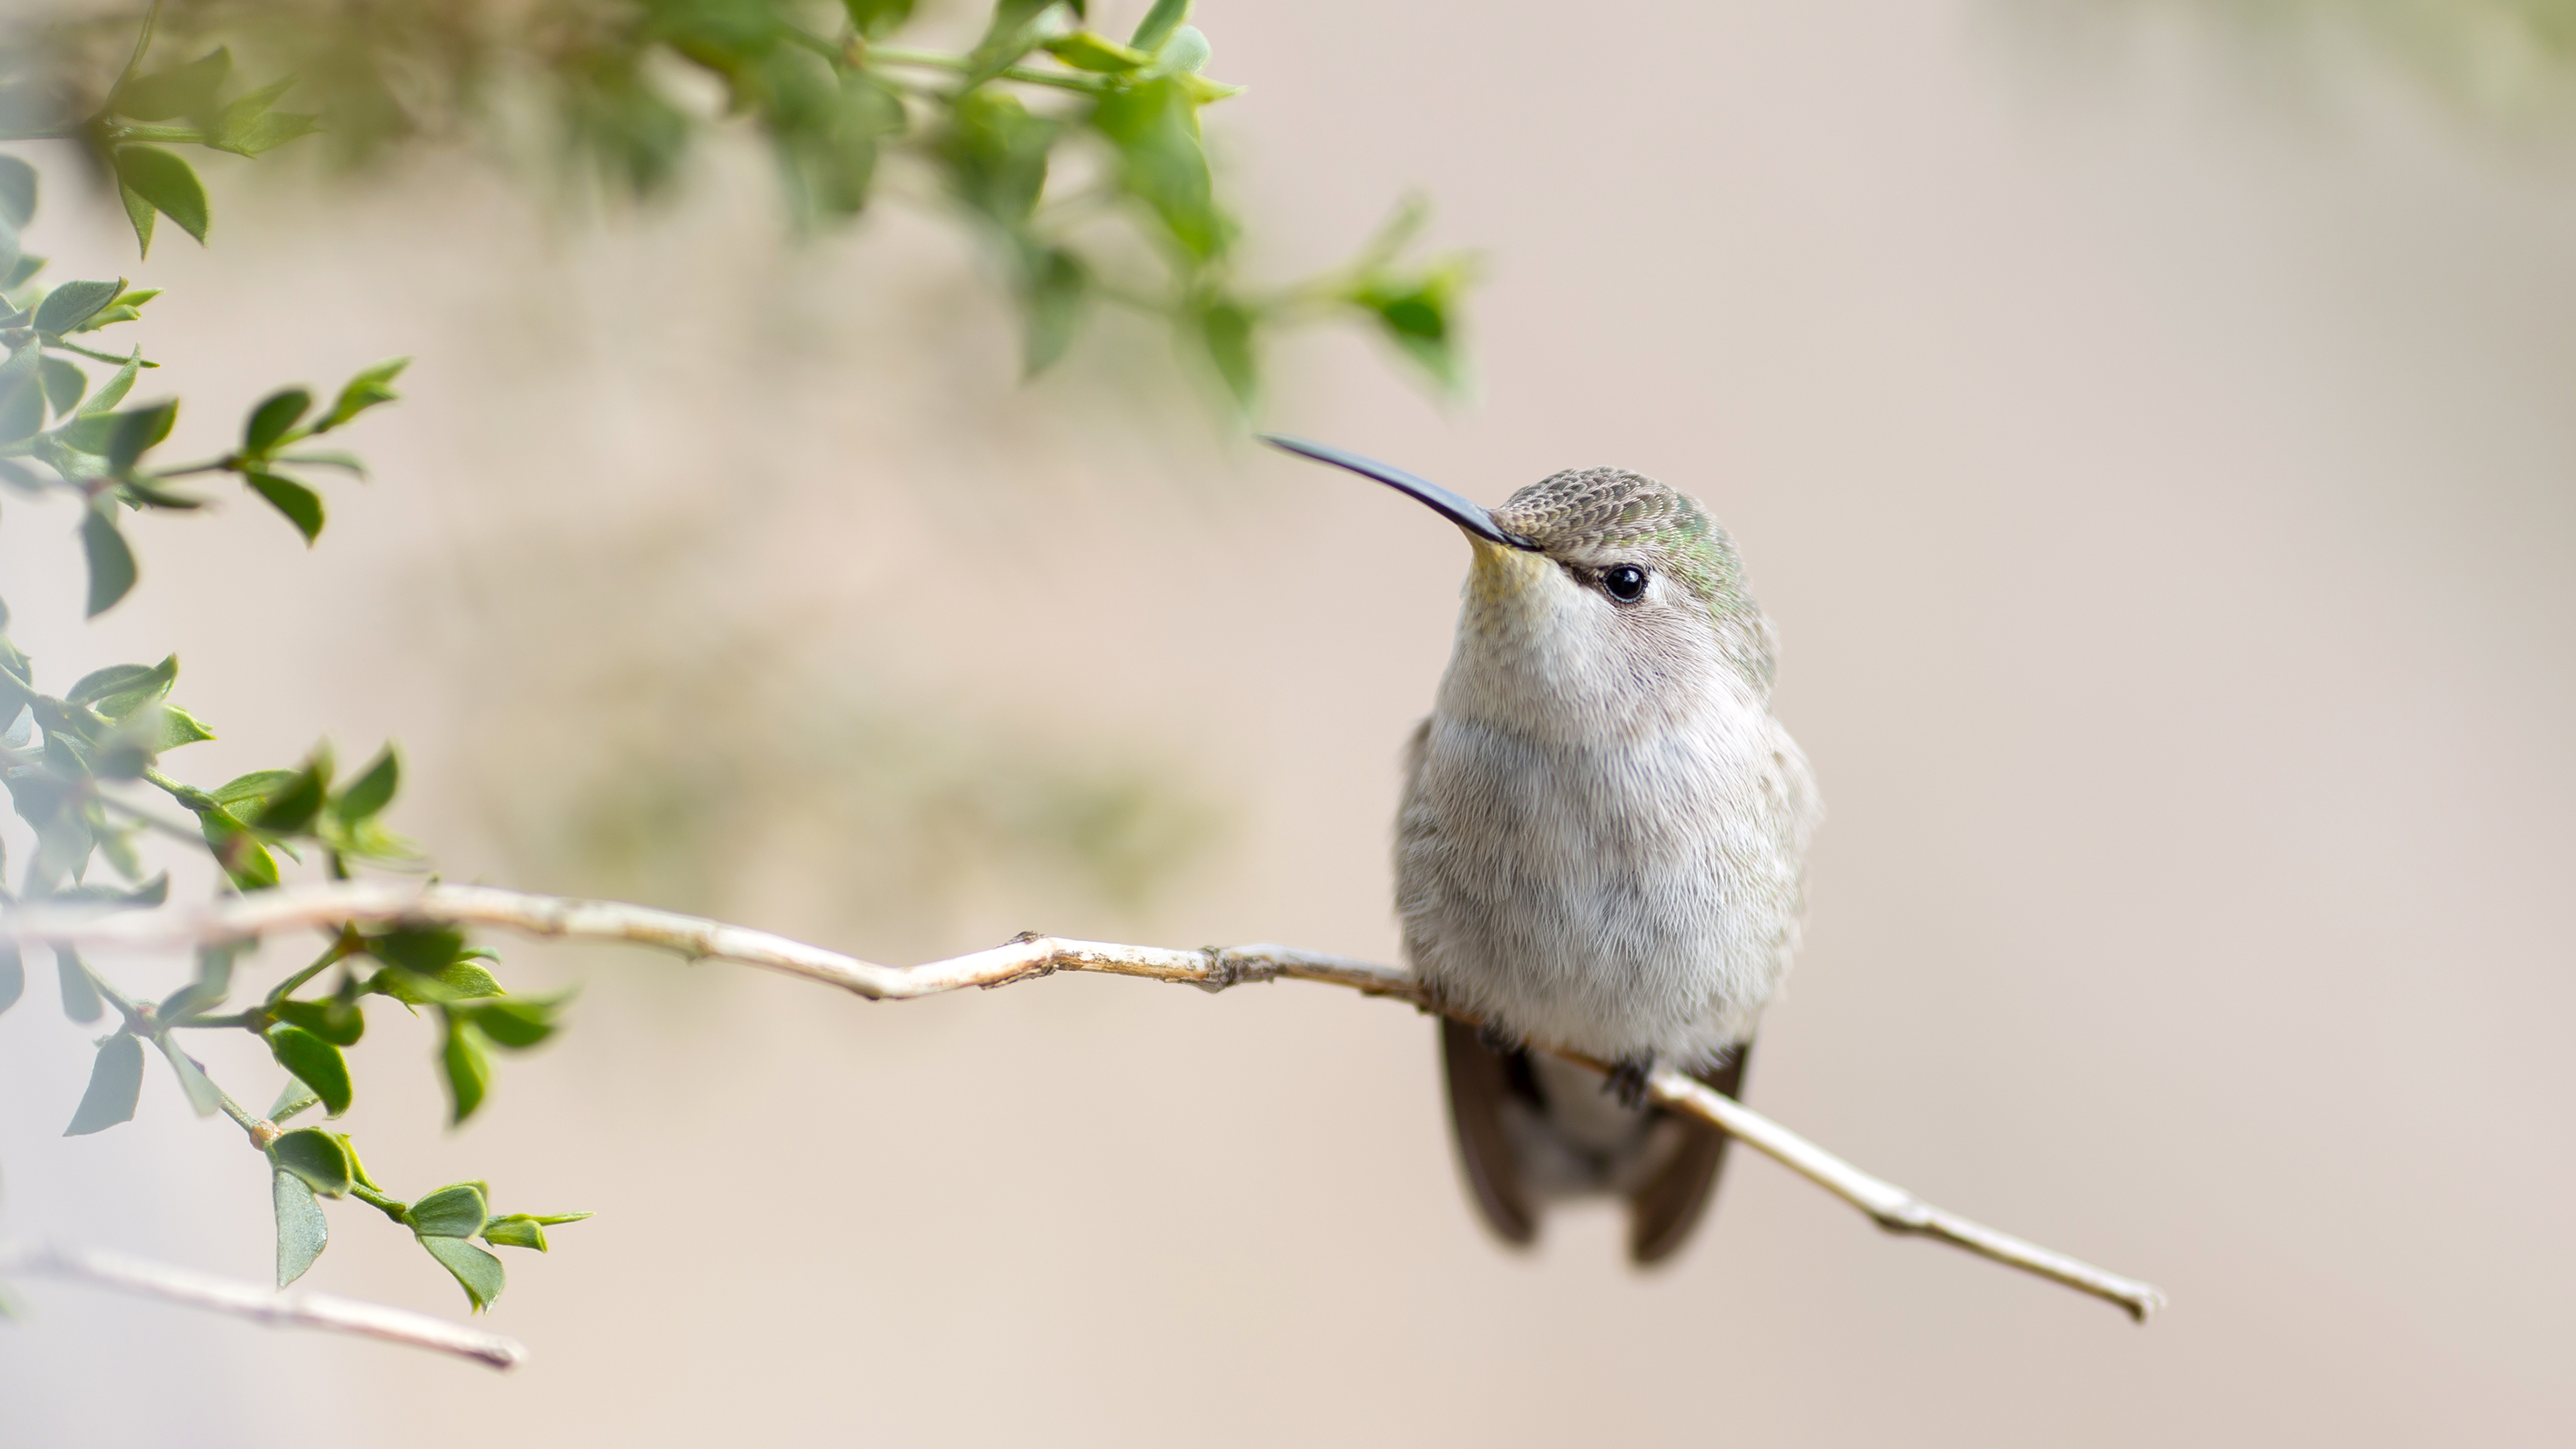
[2037,0,2576,116]
[2,0,1476,406]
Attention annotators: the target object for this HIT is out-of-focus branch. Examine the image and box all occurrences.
[0,1242,527,1370]
[5,881,2167,1322]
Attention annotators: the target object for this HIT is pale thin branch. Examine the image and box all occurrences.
[0,1243,528,1371]
[6,881,2166,1322]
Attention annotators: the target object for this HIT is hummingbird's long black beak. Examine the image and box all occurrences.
[1261,435,1538,551]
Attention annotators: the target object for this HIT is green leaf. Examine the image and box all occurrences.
[273,1169,329,1287]
[277,448,364,476]
[252,753,331,834]
[113,48,232,122]
[40,356,85,417]
[34,279,122,336]
[440,1016,491,1124]
[193,803,280,891]
[478,1214,548,1251]
[156,1036,225,1118]
[112,148,209,246]
[0,155,34,229]
[148,937,230,1024]
[1193,295,1257,409]
[269,1126,354,1196]
[3,252,44,288]
[449,994,565,1051]
[55,946,102,1024]
[67,655,176,717]
[152,704,215,752]
[273,996,364,1046]
[1090,77,1225,260]
[64,1034,144,1135]
[0,943,20,1015]
[372,958,502,1004]
[215,108,321,160]
[407,1183,490,1238]
[1130,0,1191,52]
[1042,32,1149,72]
[419,1235,506,1313]
[81,508,138,617]
[244,471,324,543]
[73,287,158,334]
[118,183,156,258]
[0,343,40,445]
[243,388,311,454]
[265,1023,352,1116]
[1351,258,1473,392]
[362,924,469,979]
[83,349,142,416]
[314,359,408,432]
[206,78,319,159]
[267,1075,319,1122]
[211,768,299,819]
[1020,246,1088,376]
[941,91,1055,228]
[478,1210,591,1252]
[842,0,915,40]
[335,747,399,820]
[104,400,178,473]
[28,795,95,893]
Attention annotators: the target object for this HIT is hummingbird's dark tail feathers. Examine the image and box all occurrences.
[1438,1018,1752,1263]
[1627,1041,1752,1266]
[1440,1016,1538,1247]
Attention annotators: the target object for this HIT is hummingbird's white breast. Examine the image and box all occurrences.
[1395,541,1819,1065]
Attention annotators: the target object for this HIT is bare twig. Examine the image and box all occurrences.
[5,881,2166,1322]
[0,1242,527,1370]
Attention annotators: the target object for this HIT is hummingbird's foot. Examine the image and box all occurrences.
[1602,1056,1656,1110]
[1475,1020,1523,1055]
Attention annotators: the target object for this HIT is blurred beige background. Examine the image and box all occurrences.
[5,0,2574,1444]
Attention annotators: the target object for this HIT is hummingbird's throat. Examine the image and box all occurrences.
[1466,535,1551,604]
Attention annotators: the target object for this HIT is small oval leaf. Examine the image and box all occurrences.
[273,996,364,1047]
[111,147,209,245]
[244,471,323,543]
[242,387,311,454]
[80,508,138,617]
[406,1183,490,1238]
[273,1168,329,1287]
[419,1234,505,1312]
[269,1126,355,1196]
[64,1034,146,1136]
[265,1023,353,1116]
[440,1017,491,1124]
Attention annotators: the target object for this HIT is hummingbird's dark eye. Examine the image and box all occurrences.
[1601,565,1648,602]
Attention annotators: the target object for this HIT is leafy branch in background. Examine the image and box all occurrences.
[1,7,586,1318]
[4,0,1477,407]
[2037,0,2576,119]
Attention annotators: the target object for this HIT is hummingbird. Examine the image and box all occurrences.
[1265,436,1822,1264]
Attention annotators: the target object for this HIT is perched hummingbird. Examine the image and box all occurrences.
[1267,436,1822,1263]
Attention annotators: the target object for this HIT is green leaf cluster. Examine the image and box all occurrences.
[0,17,586,1315]
[3,0,1475,409]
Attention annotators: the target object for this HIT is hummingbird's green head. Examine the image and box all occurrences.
[1490,466,1759,640]
[1262,437,1780,722]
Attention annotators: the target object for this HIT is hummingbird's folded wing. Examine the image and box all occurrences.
[1625,1040,1753,1265]
[1440,1016,1539,1247]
